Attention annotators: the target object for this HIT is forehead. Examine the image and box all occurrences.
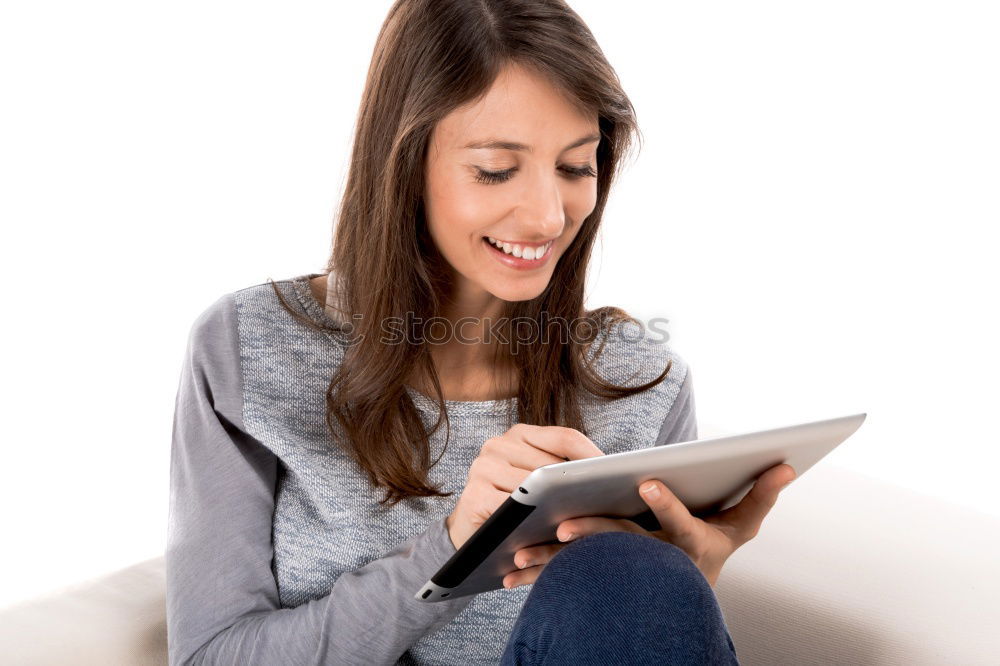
[433,64,598,152]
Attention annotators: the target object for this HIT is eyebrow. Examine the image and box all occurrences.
[462,133,601,153]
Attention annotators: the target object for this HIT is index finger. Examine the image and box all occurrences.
[508,423,605,461]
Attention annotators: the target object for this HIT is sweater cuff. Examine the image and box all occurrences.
[414,515,476,629]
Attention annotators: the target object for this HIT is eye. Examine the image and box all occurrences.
[474,164,598,185]
[562,164,598,179]
[474,168,514,185]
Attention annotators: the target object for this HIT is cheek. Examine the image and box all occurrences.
[565,184,598,231]
[428,185,495,247]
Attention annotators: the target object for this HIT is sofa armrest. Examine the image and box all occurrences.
[702,423,999,665]
[0,557,167,665]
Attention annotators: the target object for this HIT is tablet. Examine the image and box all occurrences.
[415,412,866,602]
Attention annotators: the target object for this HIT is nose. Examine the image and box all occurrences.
[516,172,566,240]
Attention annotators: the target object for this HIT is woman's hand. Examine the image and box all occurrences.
[447,424,606,552]
[502,462,797,589]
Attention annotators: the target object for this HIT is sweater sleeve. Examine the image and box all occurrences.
[165,292,475,666]
[653,365,698,446]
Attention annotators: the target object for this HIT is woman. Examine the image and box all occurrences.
[165,1,795,664]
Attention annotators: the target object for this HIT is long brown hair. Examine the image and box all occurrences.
[270,0,674,506]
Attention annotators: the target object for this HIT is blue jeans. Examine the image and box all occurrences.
[499,531,740,665]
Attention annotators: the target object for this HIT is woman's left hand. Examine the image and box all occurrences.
[502,462,797,590]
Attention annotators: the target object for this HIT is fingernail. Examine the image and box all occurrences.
[559,532,576,542]
[517,559,530,569]
[641,482,660,499]
[503,579,512,589]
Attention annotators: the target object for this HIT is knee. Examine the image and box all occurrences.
[507,532,735,664]
[543,531,709,593]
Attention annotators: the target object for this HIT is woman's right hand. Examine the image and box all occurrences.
[446,423,606,551]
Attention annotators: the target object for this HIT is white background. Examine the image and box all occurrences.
[1,1,997,609]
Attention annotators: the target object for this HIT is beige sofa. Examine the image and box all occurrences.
[2,423,997,665]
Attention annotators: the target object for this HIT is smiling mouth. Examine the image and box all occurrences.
[482,236,554,261]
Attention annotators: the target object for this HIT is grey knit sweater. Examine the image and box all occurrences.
[165,272,697,665]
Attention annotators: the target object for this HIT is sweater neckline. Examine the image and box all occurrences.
[289,273,347,332]
[288,273,518,416]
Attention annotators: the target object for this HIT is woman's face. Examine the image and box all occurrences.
[424,63,600,309]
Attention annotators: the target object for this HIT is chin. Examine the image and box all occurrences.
[483,278,550,303]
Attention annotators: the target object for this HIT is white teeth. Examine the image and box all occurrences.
[486,237,552,260]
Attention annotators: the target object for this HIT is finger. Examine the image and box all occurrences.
[481,435,566,472]
[508,423,606,462]
[714,464,796,541]
[470,456,534,495]
[503,563,544,589]
[505,519,641,589]
[472,486,524,524]
[638,480,701,554]
[504,544,571,590]
[557,517,644,543]
[513,542,567,570]
[761,462,797,489]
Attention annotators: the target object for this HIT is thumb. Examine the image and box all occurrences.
[639,480,700,554]
[716,463,796,541]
